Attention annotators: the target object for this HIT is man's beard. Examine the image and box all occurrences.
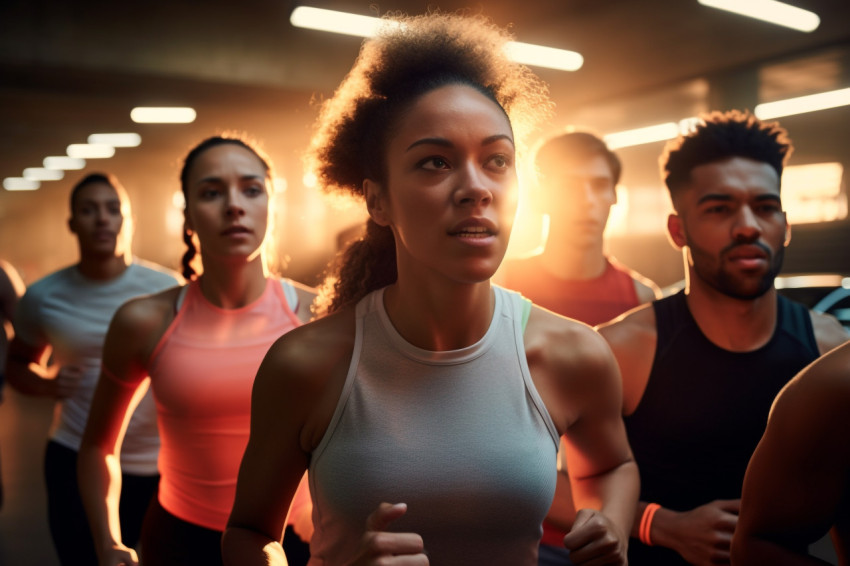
[690,240,785,300]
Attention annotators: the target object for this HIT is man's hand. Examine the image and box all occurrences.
[657,499,739,565]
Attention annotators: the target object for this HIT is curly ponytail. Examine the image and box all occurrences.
[314,219,396,316]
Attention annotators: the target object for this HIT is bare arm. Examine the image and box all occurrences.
[5,278,84,398]
[223,310,361,565]
[561,329,639,564]
[528,310,638,564]
[77,292,173,566]
[732,343,850,565]
[222,329,320,565]
[5,337,69,397]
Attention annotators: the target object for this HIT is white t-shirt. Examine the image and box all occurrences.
[14,259,179,475]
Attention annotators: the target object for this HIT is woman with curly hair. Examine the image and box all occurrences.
[224,12,638,566]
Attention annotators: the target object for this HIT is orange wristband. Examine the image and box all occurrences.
[639,503,661,546]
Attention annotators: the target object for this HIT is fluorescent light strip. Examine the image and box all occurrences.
[504,42,583,72]
[67,143,116,159]
[607,84,850,149]
[755,87,850,119]
[290,6,397,37]
[44,156,86,170]
[290,6,583,71]
[130,107,196,124]
[3,177,40,191]
[698,0,819,33]
[604,122,680,150]
[88,132,142,147]
[23,167,64,181]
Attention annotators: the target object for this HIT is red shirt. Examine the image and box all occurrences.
[502,256,641,326]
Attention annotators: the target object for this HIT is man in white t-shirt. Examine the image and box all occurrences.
[6,173,180,565]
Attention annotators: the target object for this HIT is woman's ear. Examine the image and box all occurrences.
[364,179,390,227]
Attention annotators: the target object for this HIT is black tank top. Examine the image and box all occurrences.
[625,290,818,565]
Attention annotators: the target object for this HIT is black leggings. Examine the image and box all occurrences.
[44,440,159,566]
[140,497,311,566]
[140,497,224,566]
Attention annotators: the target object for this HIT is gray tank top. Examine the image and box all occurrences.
[308,286,559,565]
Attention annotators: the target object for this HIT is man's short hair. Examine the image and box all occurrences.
[660,110,792,196]
[535,131,622,186]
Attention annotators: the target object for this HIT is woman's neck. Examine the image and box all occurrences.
[382,277,494,351]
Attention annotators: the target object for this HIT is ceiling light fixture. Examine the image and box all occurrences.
[3,178,40,191]
[23,167,64,182]
[66,143,116,159]
[755,87,850,119]
[88,133,142,147]
[130,107,196,124]
[697,0,820,33]
[289,6,583,71]
[44,156,86,170]
[603,122,681,150]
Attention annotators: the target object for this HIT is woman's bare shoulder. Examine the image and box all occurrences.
[524,306,622,432]
[253,307,358,451]
[258,306,357,393]
[111,286,182,337]
[525,306,611,366]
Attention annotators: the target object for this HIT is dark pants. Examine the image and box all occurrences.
[44,440,159,566]
[140,497,311,566]
[140,497,224,566]
[538,542,575,566]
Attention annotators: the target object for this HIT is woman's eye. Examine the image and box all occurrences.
[421,157,450,170]
[487,154,512,171]
[491,155,508,168]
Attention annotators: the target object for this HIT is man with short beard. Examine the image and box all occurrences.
[597,110,848,566]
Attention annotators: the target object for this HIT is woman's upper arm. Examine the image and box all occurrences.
[527,312,632,479]
[82,294,171,450]
[228,313,353,538]
[228,337,314,539]
[557,329,633,480]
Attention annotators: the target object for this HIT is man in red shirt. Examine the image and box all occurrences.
[502,131,660,564]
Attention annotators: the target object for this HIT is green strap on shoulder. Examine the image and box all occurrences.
[521,297,532,332]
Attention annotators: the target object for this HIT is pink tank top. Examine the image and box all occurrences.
[147,278,301,530]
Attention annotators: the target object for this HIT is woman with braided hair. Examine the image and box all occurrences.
[78,135,315,566]
[225,13,638,566]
